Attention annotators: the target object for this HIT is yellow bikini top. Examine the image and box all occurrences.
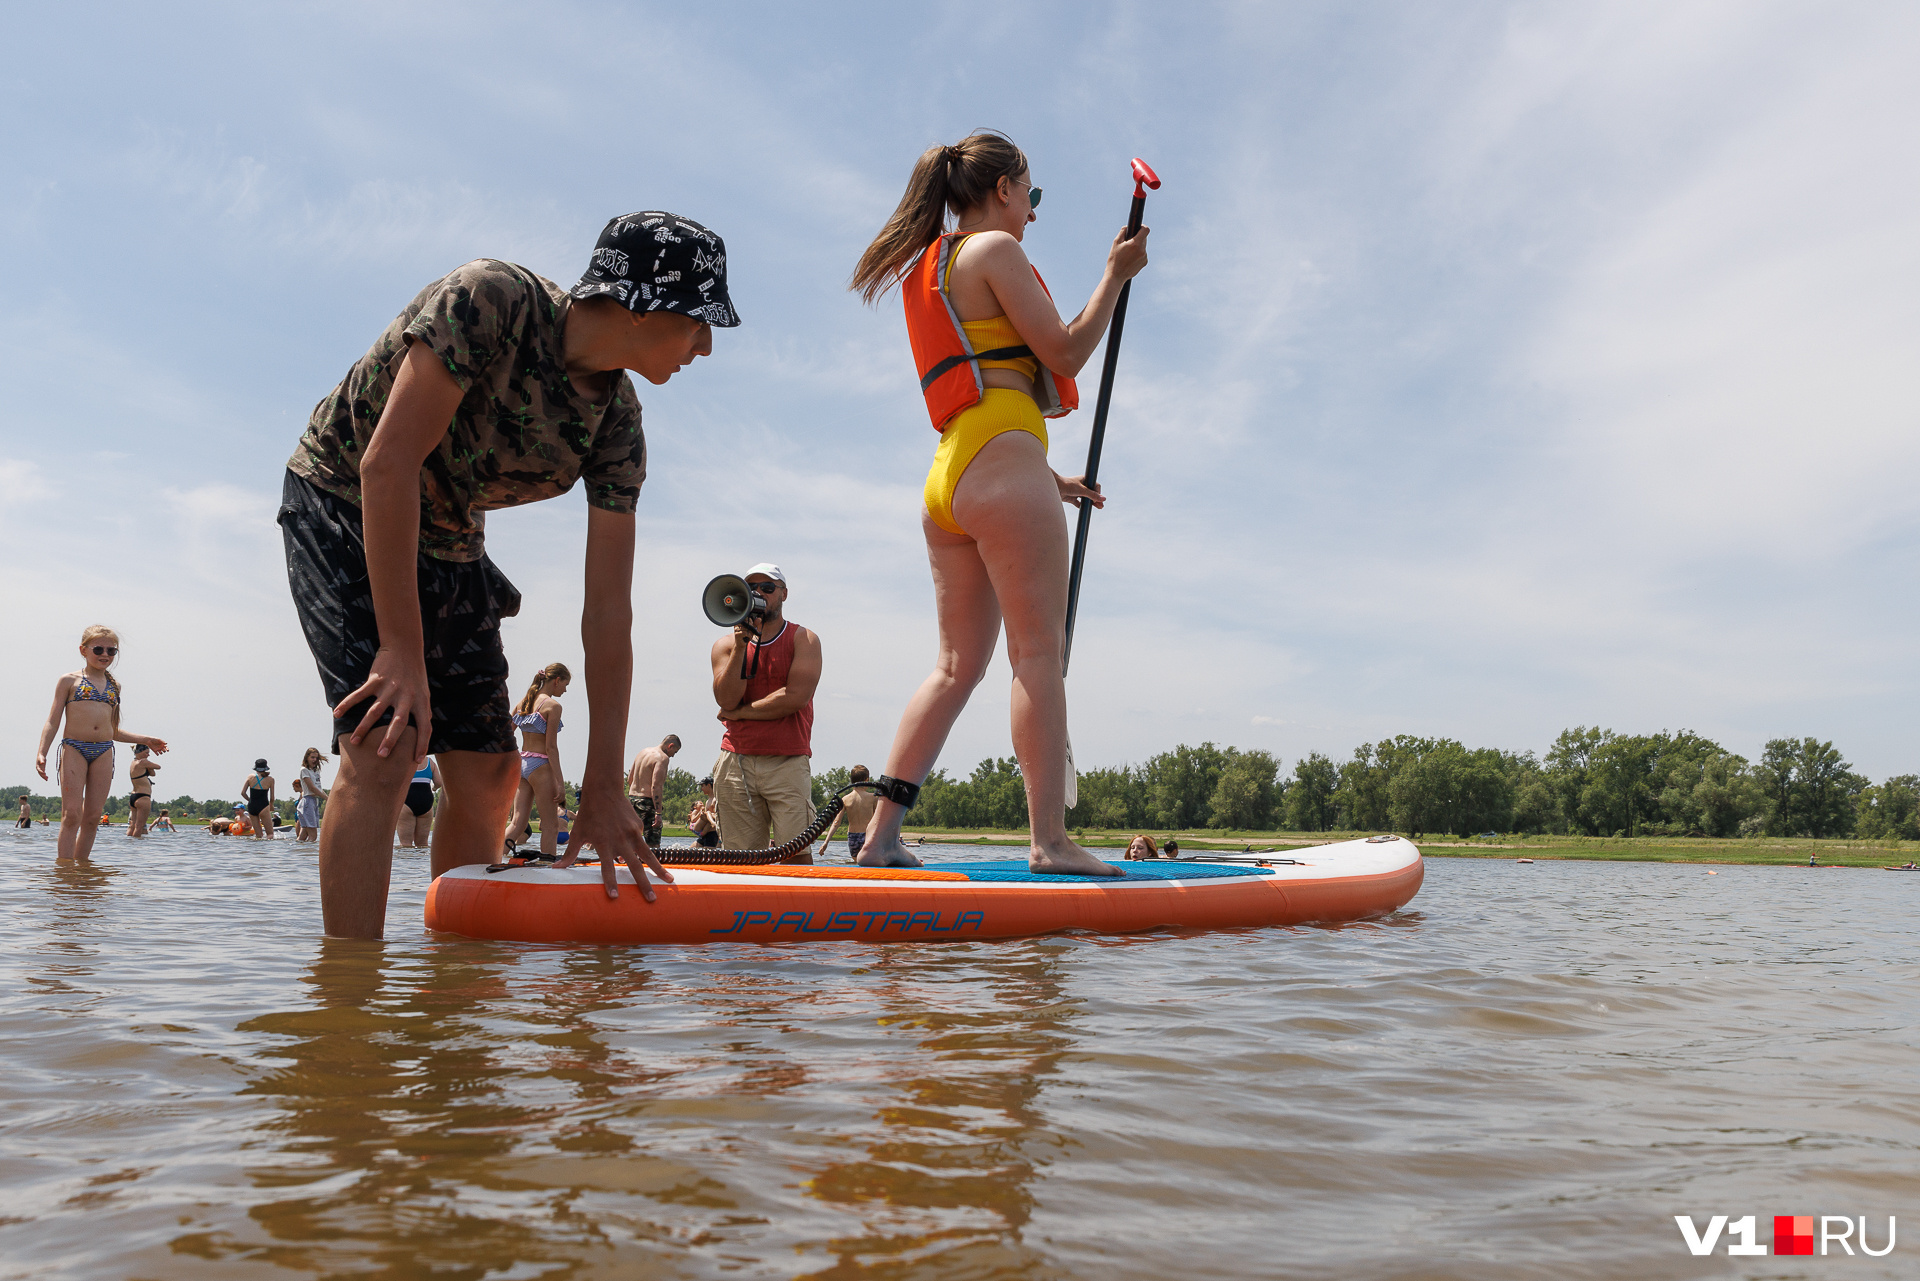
[959,315,1038,380]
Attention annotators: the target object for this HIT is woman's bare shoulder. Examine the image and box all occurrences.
[956,229,1028,264]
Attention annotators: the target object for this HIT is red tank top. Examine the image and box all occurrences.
[719,621,814,757]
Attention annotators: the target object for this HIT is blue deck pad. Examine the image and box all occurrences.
[934,859,1274,884]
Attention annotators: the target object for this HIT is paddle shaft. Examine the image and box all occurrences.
[1062,189,1148,675]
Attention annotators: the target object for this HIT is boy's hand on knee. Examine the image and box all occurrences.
[334,645,433,762]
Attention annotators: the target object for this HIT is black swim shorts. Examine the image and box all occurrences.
[278,469,520,756]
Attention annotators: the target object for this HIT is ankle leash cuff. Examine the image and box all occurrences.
[872,775,921,808]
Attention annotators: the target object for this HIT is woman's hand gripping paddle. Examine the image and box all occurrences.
[1062,157,1160,810]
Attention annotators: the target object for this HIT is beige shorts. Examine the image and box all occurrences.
[711,751,813,853]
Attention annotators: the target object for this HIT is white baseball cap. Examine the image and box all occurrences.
[745,563,786,586]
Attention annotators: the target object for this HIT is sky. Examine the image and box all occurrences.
[4,0,1918,803]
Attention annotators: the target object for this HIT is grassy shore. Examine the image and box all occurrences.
[96,823,1918,868]
[891,826,1920,868]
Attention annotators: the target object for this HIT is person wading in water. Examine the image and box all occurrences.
[503,663,569,861]
[847,132,1147,874]
[624,732,682,850]
[279,212,736,937]
[396,756,443,850]
[816,764,879,860]
[126,743,161,838]
[240,759,276,840]
[689,775,720,847]
[34,626,169,862]
[294,747,329,842]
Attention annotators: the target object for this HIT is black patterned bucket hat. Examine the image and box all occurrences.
[571,211,739,327]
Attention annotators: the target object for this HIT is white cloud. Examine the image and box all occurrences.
[0,459,52,503]
[1494,4,1920,560]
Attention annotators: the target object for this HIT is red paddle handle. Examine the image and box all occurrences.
[1130,158,1162,200]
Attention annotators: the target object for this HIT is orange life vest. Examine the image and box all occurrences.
[903,233,1079,431]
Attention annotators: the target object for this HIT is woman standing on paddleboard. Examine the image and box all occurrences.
[848,131,1148,875]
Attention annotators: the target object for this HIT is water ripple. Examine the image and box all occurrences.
[1,829,1915,1277]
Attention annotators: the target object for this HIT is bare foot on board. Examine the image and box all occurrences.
[856,838,923,869]
[1029,838,1124,877]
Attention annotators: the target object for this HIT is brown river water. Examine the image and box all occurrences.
[4,827,1916,1280]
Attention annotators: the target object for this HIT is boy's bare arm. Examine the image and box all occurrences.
[337,340,465,759]
[569,506,673,901]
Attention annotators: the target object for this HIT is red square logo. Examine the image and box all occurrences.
[1774,1216,1815,1255]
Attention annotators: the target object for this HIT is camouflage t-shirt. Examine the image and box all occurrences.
[286,259,646,562]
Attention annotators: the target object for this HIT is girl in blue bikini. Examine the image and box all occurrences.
[34,625,168,862]
[501,662,569,861]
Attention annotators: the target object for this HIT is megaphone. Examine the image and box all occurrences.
[702,574,764,628]
[704,574,771,680]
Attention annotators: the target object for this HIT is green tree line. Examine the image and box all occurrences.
[19,728,1913,841]
[805,730,1918,840]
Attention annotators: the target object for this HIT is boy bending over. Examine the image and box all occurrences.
[280,212,738,937]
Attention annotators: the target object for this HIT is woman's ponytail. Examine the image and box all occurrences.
[850,131,1028,304]
[513,662,570,716]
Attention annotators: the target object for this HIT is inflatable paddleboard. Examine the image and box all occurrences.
[424,834,1423,944]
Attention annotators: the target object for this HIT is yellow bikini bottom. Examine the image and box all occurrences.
[924,389,1050,536]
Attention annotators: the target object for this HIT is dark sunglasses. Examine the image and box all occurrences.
[1013,179,1042,209]
[746,580,782,592]
[90,646,119,656]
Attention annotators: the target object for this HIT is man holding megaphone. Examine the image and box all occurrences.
[705,564,821,859]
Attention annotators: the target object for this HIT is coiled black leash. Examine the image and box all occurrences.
[488,776,921,871]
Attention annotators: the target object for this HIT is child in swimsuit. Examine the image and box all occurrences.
[34,625,168,862]
[295,747,329,842]
[501,663,570,861]
[689,775,721,848]
[396,758,441,849]
[127,742,161,838]
[239,759,276,841]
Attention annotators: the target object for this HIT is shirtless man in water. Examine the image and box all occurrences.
[817,765,878,861]
[625,734,680,847]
